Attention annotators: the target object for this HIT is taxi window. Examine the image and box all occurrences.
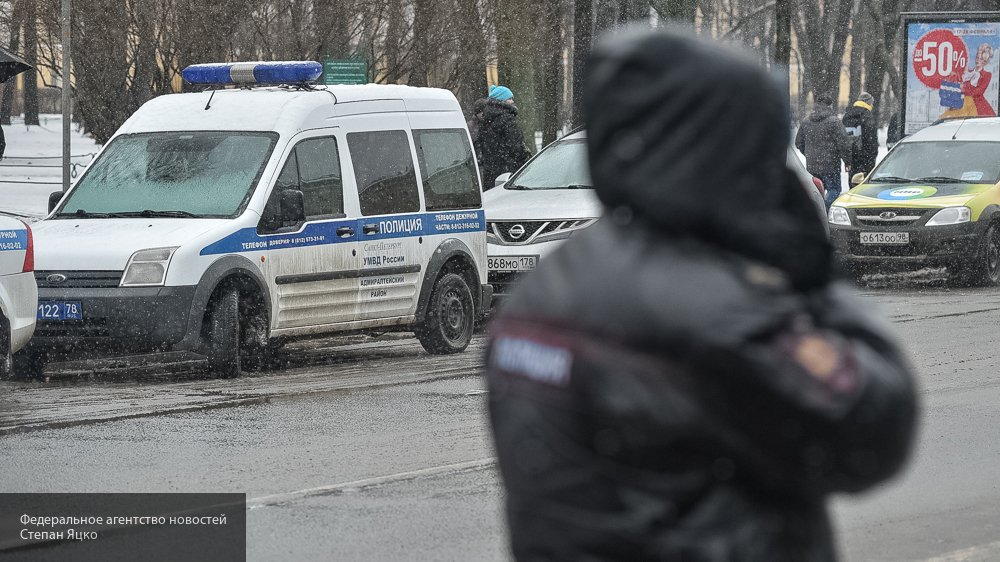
[872,141,1000,184]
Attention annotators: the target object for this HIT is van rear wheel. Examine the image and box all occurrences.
[416,273,474,355]
[207,286,241,379]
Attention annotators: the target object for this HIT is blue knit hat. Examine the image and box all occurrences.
[489,85,513,101]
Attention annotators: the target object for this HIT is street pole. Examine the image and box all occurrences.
[61,0,71,192]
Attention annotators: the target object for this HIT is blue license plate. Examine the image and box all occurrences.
[37,301,83,321]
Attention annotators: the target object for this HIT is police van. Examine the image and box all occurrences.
[0,215,36,378]
[26,61,489,378]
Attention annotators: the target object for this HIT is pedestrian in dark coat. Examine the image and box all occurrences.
[0,123,5,159]
[487,28,917,562]
[796,94,851,208]
[473,85,530,189]
[841,92,878,176]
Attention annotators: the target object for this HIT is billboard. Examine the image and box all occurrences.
[904,13,1000,136]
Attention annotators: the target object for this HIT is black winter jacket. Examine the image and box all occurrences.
[795,106,851,176]
[473,99,530,188]
[486,29,917,562]
[841,103,878,174]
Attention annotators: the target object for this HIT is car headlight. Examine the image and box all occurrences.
[828,206,851,226]
[121,247,178,287]
[926,206,971,227]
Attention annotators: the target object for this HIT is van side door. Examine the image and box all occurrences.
[258,132,359,330]
[346,127,425,321]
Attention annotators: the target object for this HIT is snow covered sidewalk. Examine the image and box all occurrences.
[0,115,102,217]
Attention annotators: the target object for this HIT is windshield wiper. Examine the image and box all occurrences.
[55,209,112,218]
[504,184,530,190]
[563,184,593,189]
[871,176,916,183]
[111,210,199,218]
[914,176,965,184]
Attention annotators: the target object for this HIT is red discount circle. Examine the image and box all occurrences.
[913,29,969,89]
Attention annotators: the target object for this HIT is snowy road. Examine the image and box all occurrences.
[3,282,1000,560]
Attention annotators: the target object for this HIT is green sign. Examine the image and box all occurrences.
[323,59,368,85]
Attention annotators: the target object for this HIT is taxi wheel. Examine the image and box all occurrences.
[207,286,242,379]
[416,273,474,355]
[951,224,1000,287]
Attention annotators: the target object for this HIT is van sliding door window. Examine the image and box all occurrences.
[413,129,481,211]
[347,130,421,216]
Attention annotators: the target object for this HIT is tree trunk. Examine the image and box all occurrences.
[774,0,791,91]
[495,0,540,151]
[848,7,864,104]
[651,0,697,24]
[314,0,351,60]
[22,0,39,126]
[571,0,593,126]
[541,0,563,145]
[409,0,434,87]
[1,0,22,126]
[456,0,488,113]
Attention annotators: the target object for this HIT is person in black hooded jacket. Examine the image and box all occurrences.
[486,28,917,562]
[473,85,531,189]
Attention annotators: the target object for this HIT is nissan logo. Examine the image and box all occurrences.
[879,211,897,220]
[46,273,67,284]
[508,224,526,239]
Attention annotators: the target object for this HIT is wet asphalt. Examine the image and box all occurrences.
[2,274,1000,561]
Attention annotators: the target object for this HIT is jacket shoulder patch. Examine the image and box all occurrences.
[492,337,573,387]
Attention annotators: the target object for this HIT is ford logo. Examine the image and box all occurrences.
[508,224,526,239]
[46,273,67,284]
[879,211,897,220]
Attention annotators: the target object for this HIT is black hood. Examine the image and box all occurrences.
[583,28,831,290]
[810,105,835,121]
[482,98,518,120]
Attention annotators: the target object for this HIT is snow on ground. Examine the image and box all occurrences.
[0,114,102,218]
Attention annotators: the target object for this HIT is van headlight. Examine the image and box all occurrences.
[828,206,851,226]
[121,247,178,287]
[926,206,971,227]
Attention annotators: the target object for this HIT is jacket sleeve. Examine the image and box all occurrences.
[862,111,878,158]
[834,119,852,166]
[691,281,917,496]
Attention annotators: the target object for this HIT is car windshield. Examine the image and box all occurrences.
[870,141,1000,184]
[56,131,277,218]
[508,138,592,189]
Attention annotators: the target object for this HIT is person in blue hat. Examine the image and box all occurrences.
[472,84,530,189]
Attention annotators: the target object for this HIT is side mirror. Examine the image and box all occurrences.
[850,172,866,186]
[48,191,64,213]
[280,189,306,225]
[494,172,512,187]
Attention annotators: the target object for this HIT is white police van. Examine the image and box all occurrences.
[0,215,36,378]
[27,61,489,378]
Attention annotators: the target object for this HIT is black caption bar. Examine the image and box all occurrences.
[0,493,245,561]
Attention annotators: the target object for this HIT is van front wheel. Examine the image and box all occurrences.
[416,273,474,355]
[207,286,241,379]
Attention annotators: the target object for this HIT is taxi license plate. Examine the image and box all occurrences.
[860,232,909,245]
[37,301,83,321]
[488,255,538,272]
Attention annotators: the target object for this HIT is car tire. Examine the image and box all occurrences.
[416,273,475,355]
[207,286,241,379]
[0,327,12,381]
[11,349,47,381]
[950,224,1000,287]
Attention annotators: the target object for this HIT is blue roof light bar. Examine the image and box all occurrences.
[182,61,323,86]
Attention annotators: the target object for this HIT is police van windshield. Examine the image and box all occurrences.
[871,141,1000,184]
[507,138,592,190]
[56,131,278,218]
